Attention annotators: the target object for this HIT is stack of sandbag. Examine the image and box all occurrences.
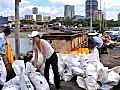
[99,68,120,90]
[2,60,50,90]
[26,62,50,90]
[2,60,34,90]
[59,54,85,82]
[76,48,120,90]
[64,54,84,76]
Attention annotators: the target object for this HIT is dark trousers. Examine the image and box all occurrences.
[44,52,60,89]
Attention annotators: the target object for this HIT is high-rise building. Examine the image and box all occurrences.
[64,5,75,19]
[118,13,120,21]
[32,7,38,14]
[85,0,98,19]
[25,15,33,20]
[93,10,104,21]
[36,14,42,22]
[43,16,51,22]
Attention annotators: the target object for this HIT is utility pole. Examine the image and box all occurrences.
[90,0,93,32]
[15,0,21,59]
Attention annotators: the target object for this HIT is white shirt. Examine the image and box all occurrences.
[40,39,54,59]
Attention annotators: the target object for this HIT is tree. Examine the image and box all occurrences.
[20,20,34,24]
[81,19,89,27]
[63,17,73,25]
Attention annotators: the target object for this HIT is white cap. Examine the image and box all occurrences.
[28,31,40,38]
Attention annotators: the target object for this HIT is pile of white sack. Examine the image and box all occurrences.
[2,60,50,90]
[0,49,120,90]
[56,51,120,90]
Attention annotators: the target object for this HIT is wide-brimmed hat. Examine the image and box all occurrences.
[92,36,103,47]
[28,31,42,38]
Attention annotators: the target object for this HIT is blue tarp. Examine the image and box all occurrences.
[0,17,8,24]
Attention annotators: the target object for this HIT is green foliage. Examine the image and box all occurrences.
[106,20,120,27]
[63,17,73,25]
[81,19,89,27]
[20,20,34,24]
[36,22,44,25]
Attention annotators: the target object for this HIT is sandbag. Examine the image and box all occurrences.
[2,85,19,90]
[49,66,54,84]
[57,53,65,75]
[12,60,25,76]
[2,76,20,90]
[31,48,45,68]
[12,60,34,90]
[28,72,49,90]
[103,71,120,85]
[36,50,44,68]
[81,48,100,90]
[99,84,113,90]
[62,67,73,82]
[20,74,34,90]
[76,76,86,89]
[71,67,84,76]
[85,76,100,90]
[26,62,37,74]
[0,56,7,85]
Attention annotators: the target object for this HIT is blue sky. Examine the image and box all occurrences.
[0,0,120,20]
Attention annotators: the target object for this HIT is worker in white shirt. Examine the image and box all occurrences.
[28,31,60,89]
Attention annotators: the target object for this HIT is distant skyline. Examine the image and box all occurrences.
[0,0,120,20]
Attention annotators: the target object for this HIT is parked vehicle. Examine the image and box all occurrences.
[104,30,120,41]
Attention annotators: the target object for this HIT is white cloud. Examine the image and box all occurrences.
[0,0,63,18]
[97,0,120,20]
[0,0,120,20]
[0,0,14,16]
[48,0,83,5]
[20,5,64,18]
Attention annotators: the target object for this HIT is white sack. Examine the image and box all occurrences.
[71,67,84,76]
[26,62,37,74]
[12,60,25,76]
[2,85,19,90]
[57,53,65,75]
[82,48,100,90]
[49,67,54,84]
[20,75,34,90]
[31,49,45,68]
[64,54,80,67]
[36,50,45,68]
[103,71,120,85]
[62,67,73,82]
[85,76,100,90]
[110,66,120,74]
[2,76,20,90]
[12,61,34,90]
[28,72,49,90]
[76,76,86,89]
[0,57,7,85]
[99,84,113,90]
